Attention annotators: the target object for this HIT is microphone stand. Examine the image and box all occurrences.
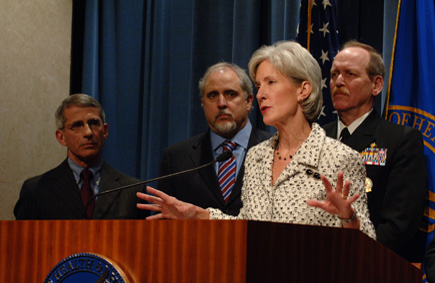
[83,150,232,219]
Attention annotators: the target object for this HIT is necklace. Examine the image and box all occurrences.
[274,139,293,161]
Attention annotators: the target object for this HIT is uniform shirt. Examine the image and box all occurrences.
[337,109,373,138]
[210,120,252,178]
[68,157,103,196]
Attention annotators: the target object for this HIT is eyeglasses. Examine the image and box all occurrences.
[64,118,103,133]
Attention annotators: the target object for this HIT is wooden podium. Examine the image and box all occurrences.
[0,220,422,282]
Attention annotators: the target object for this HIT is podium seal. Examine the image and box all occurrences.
[44,253,129,283]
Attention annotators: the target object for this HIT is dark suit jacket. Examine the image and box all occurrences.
[157,128,272,216]
[323,110,427,262]
[14,159,148,220]
[425,237,435,282]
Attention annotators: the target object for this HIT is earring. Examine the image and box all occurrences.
[298,98,303,102]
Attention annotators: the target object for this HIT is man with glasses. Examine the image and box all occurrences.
[14,93,148,220]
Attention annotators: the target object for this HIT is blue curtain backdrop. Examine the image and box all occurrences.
[70,0,392,182]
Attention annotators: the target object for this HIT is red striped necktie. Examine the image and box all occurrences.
[218,140,237,203]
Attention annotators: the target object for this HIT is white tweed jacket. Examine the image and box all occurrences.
[208,123,376,239]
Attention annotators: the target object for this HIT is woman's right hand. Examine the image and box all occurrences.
[136,187,210,220]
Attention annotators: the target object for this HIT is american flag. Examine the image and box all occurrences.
[296,0,340,125]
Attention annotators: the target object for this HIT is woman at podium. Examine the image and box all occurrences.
[136,41,376,239]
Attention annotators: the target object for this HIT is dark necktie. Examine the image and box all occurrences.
[340,128,351,143]
[80,169,94,219]
[218,141,237,203]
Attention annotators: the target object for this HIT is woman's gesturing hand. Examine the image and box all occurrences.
[306,171,360,228]
[137,187,210,220]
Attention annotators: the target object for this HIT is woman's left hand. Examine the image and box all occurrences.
[136,187,210,220]
[306,171,360,228]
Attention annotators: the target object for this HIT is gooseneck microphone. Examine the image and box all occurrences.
[83,150,233,218]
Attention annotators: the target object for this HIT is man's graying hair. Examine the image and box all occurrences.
[55,93,106,130]
[341,40,385,80]
[198,62,253,99]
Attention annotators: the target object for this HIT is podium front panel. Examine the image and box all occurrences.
[0,220,248,282]
[246,221,422,282]
[0,220,421,282]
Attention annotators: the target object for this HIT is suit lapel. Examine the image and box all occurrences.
[324,122,338,138]
[94,162,123,218]
[48,160,86,218]
[344,111,380,152]
[227,128,265,204]
[192,132,226,205]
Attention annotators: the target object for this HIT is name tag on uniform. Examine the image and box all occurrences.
[361,143,387,166]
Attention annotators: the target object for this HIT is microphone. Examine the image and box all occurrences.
[84,150,233,218]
